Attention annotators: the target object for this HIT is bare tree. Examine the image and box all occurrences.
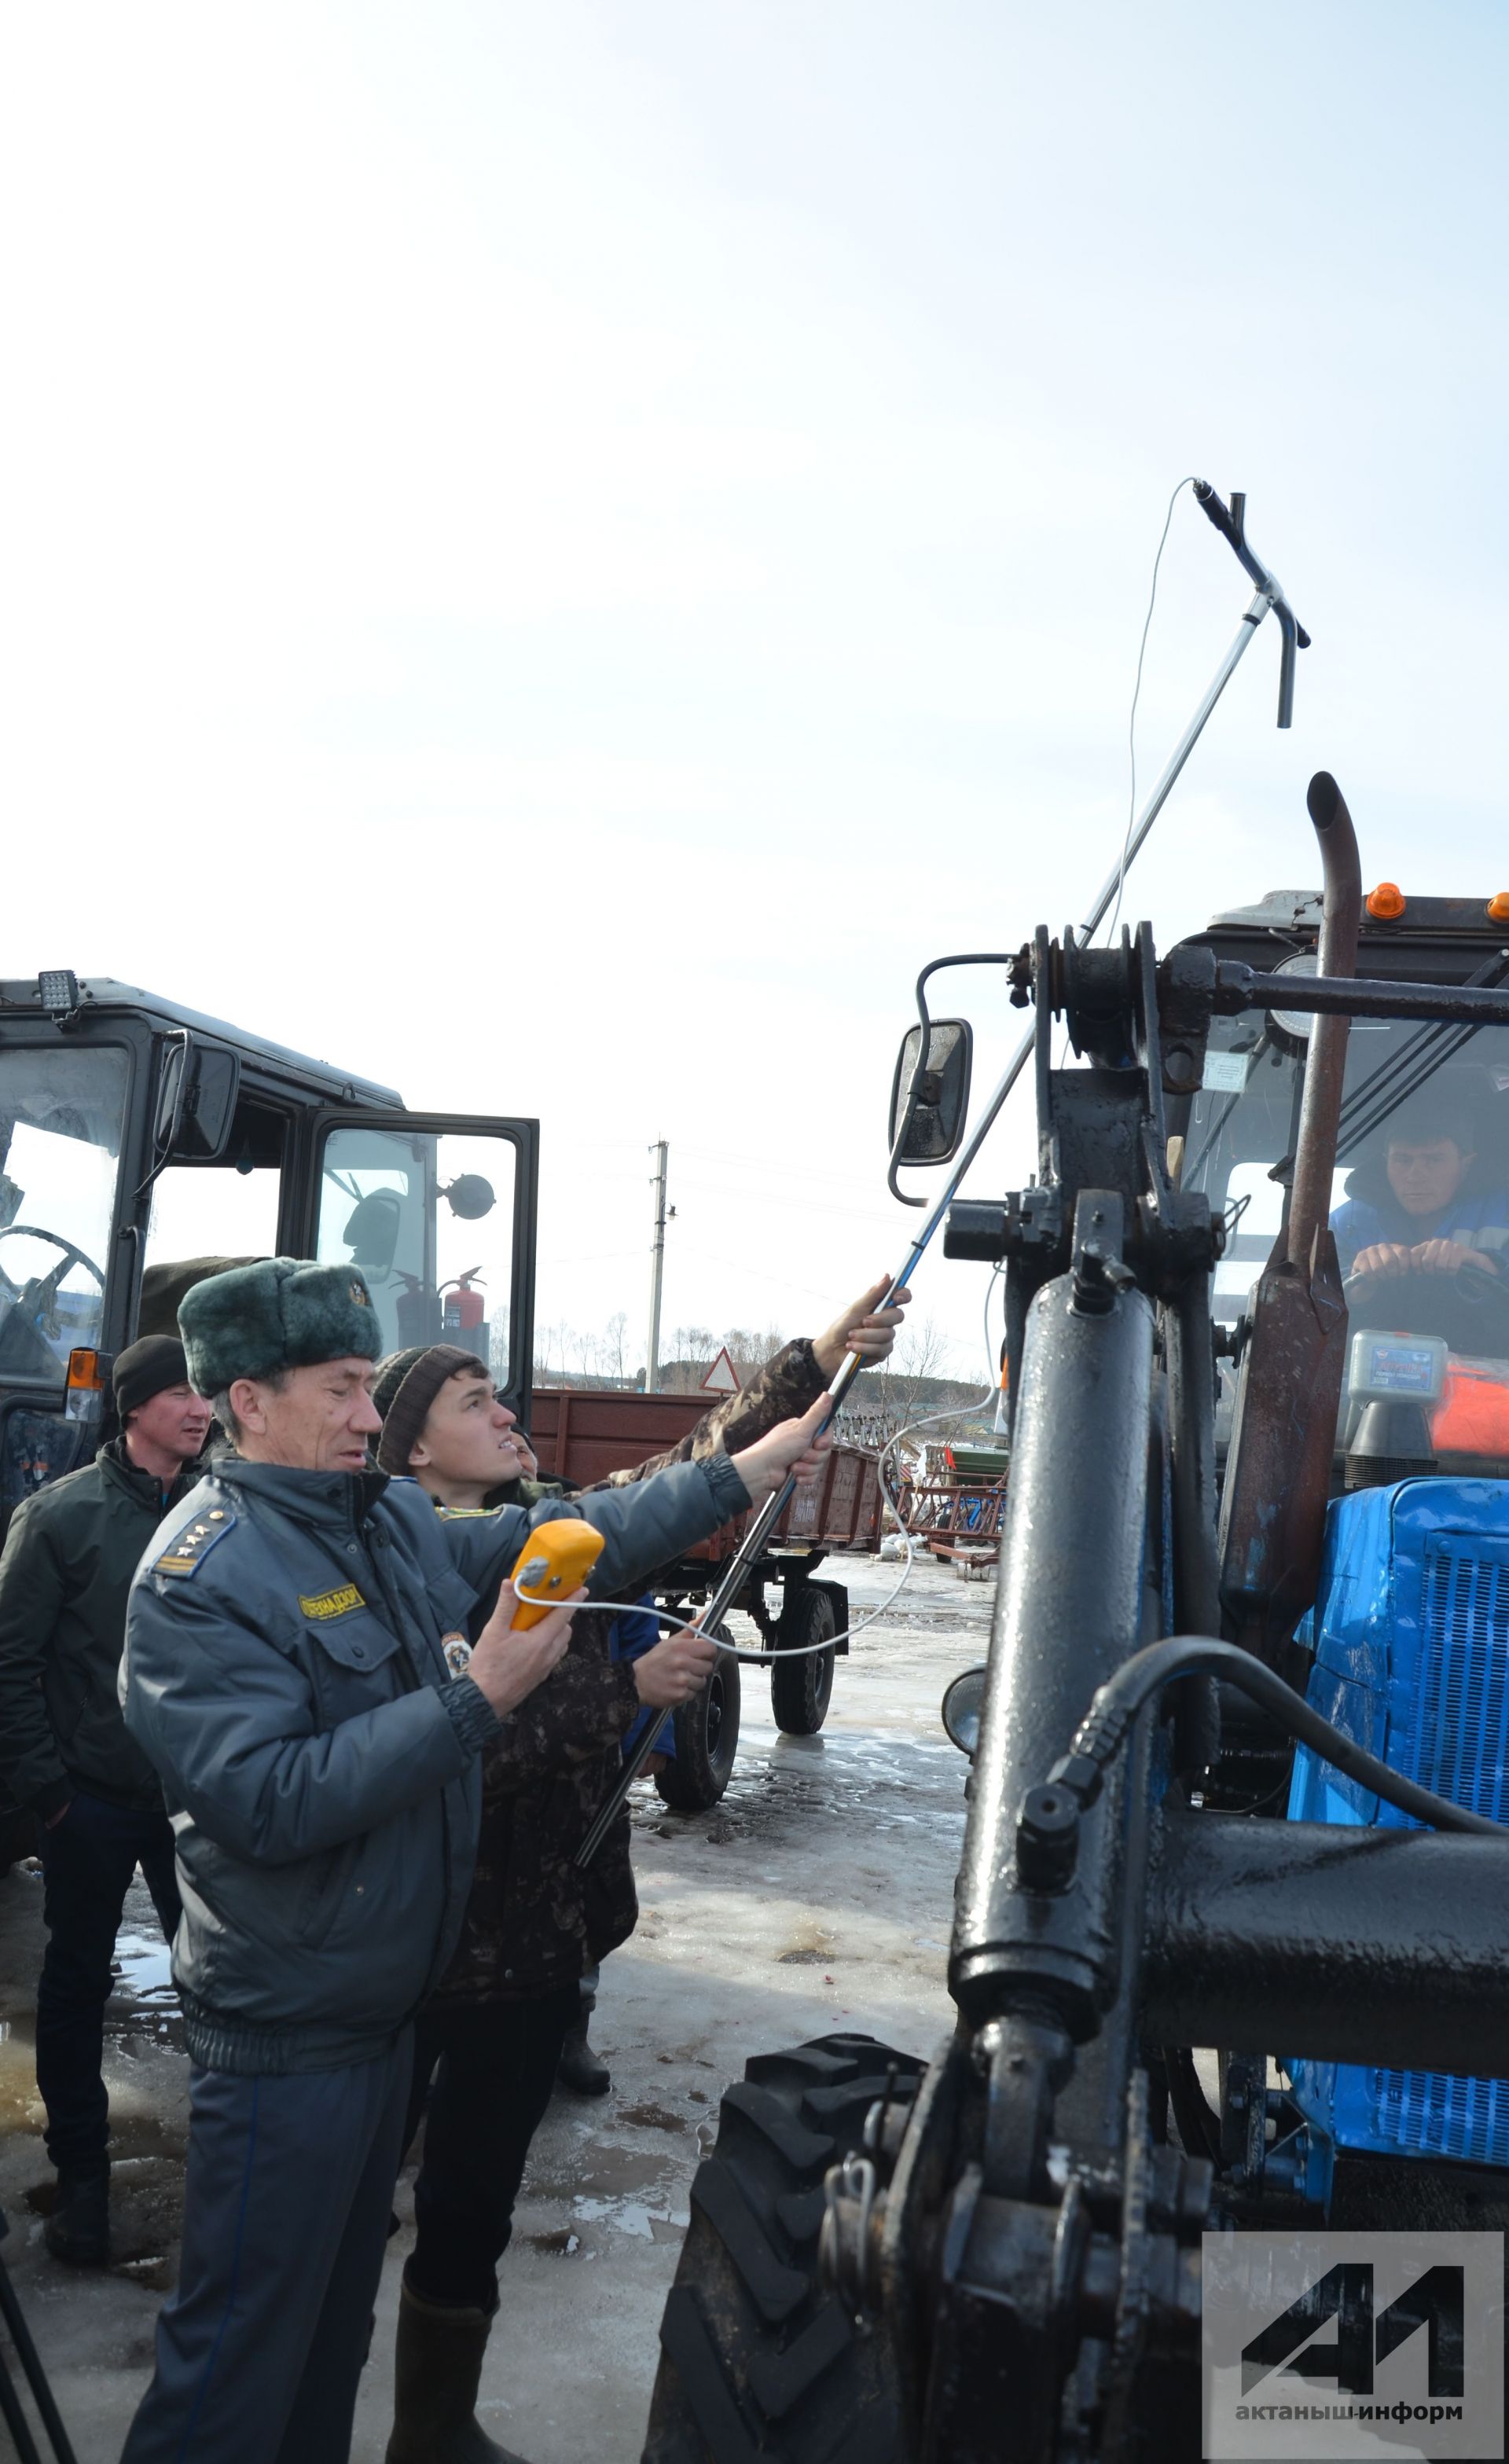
[869,1316,952,1436]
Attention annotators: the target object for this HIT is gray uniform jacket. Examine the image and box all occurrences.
[120,1449,749,2075]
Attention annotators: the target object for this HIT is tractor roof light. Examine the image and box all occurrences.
[1365,882,1407,920]
[37,968,80,1014]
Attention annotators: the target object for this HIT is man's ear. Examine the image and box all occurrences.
[408,1430,433,1471]
[229,1376,266,1434]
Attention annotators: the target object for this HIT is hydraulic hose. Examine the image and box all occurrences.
[1054,1635,1509,1838]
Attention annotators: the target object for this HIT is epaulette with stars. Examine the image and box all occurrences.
[154,1505,237,1578]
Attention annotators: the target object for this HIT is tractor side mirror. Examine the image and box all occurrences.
[941,1665,986,1757]
[443,1173,496,1222]
[889,1019,972,1166]
[154,1037,241,1164]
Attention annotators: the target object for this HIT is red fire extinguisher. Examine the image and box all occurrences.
[442,1268,486,1338]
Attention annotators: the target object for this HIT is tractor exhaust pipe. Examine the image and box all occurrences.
[1217,773,1361,1672]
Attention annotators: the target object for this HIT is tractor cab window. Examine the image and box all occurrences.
[137,1097,288,1346]
[0,1045,127,1381]
[315,1125,516,1378]
[1184,1008,1509,1473]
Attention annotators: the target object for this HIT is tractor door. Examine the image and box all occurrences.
[301,1112,539,1424]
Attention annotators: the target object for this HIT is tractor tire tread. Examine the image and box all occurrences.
[641,2033,923,2464]
[688,2161,809,2324]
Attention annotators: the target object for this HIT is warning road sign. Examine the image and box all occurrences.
[699,1346,740,1395]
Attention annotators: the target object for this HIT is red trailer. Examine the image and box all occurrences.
[529,1385,886,1809]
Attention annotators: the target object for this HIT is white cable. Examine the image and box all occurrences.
[1097,472,1200,954]
[512,1269,1008,1666]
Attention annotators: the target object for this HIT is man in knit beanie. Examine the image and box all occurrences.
[0,1335,211,2264]
[369,1277,907,2464]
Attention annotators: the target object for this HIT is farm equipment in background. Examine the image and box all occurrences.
[531,1383,886,1808]
[894,1440,1009,1577]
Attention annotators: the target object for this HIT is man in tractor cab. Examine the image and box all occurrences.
[1330,1096,1509,1288]
[367,1277,906,2464]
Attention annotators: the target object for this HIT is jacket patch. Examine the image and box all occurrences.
[441,1632,473,1676]
[298,1582,366,1621]
[153,1508,236,1579]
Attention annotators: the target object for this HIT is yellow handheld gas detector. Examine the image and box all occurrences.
[508,1519,606,1629]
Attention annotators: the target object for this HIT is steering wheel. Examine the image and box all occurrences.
[1345,1256,1509,1357]
[0,1225,107,1320]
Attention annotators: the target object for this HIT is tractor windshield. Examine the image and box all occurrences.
[0,1045,127,1381]
[1182,1004,1509,1474]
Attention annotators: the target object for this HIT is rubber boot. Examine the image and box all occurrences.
[45,2161,110,2265]
[384,2281,530,2464]
[555,1999,611,2098]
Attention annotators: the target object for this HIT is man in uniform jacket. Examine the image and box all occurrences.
[116,1256,832,2464]
[0,1335,211,2263]
[369,1278,904,2463]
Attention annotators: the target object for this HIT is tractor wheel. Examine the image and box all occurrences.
[770,1585,837,1735]
[656,1626,742,1812]
[641,2033,921,2464]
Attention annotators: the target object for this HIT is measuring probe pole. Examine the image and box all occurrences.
[578,506,1298,1868]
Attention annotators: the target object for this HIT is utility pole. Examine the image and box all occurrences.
[646,1139,668,1393]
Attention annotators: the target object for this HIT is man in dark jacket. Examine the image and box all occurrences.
[369,1278,903,2463]
[0,1334,211,2264]
[117,1257,830,2464]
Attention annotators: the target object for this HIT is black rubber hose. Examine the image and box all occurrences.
[1063,1635,1509,1838]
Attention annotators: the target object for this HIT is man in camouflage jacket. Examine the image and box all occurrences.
[368,1279,905,2464]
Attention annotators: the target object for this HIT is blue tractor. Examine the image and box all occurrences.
[643,795,1509,2462]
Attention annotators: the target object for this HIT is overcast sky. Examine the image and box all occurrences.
[3,2,1506,1385]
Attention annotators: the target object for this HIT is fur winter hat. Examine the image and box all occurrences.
[178,1258,381,1394]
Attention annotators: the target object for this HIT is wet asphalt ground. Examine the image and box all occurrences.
[0,1554,989,2462]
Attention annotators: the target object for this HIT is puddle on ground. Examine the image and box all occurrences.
[571,2196,687,2242]
[527,2140,674,2202]
[105,1934,183,2048]
[114,1935,174,2003]
[777,1923,839,1966]
[524,2227,582,2257]
[615,2101,688,2134]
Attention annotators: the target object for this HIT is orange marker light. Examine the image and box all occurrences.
[1366,882,1406,920]
[1487,893,1509,924]
[65,1348,103,1393]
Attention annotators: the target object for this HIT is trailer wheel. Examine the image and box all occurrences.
[641,2033,920,2464]
[770,1585,836,1735]
[656,1625,741,1812]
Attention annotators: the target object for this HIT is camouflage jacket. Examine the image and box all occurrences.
[428,1336,827,2006]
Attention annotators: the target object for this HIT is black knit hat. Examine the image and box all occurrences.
[113,1335,193,1422]
[371,1345,488,1476]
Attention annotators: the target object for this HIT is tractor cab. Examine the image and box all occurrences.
[1174,887,1509,1479]
[1175,890,1509,2193]
[0,971,538,1532]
